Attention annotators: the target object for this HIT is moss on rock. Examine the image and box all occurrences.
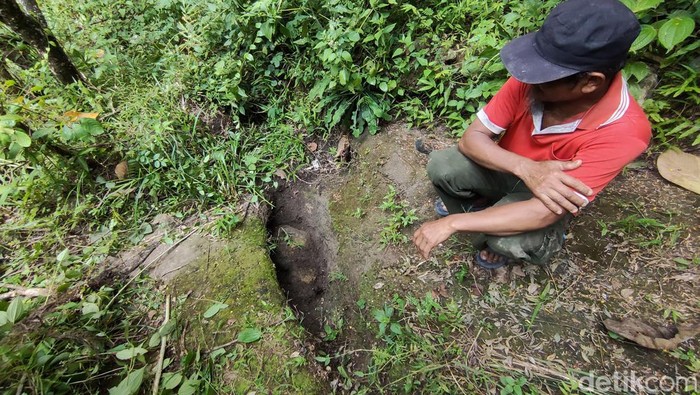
[168,219,321,394]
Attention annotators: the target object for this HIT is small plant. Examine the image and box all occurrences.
[500,376,533,395]
[212,212,241,237]
[379,186,418,245]
[330,271,348,282]
[600,205,684,248]
[455,265,469,283]
[663,308,683,323]
[350,207,365,218]
[277,227,305,249]
[671,348,700,374]
[372,305,402,338]
[526,282,551,331]
[323,318,344,342]
[673,256,700,269]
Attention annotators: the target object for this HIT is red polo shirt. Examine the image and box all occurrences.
[476,73,651,202]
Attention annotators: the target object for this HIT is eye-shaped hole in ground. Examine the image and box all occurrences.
[266,184,337,334]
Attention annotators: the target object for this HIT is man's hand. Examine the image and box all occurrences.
[412,217,455,259]
[516,159,592,215]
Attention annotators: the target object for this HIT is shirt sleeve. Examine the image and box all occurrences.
[476,77,527,135]
[567,118,651,202]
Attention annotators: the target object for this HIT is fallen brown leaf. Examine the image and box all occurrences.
[335,134,351,161]
[604,317,700,350]
[620,288,634,299]
[115,161,128,179]
[657,148,700,194]
[511,265,526,277]
[669,273,700,282]
[274,169,286,179]
[470,283,483,296]
[64,110,99,122]
[434,283,448,298]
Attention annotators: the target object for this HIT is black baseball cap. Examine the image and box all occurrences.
[500,0,640,84]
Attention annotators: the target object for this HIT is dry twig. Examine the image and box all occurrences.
[152,295,171,395]
[0,285,49,300]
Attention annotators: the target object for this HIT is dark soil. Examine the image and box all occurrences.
[267,182,338,334]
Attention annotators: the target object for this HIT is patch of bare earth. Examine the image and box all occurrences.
[268,122,699,393]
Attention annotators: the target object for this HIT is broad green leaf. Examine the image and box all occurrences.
[108,367,145,395]
[7,142,22,159]
[203,302,228,318]
[36,354,53,366]
[65,269,81,279]
[379,81,388,92]
[390,323,402,335]
[138,222,152,235]
[329,100,352,128]
[372,309,386,322]
[260,21,274,41]
[56,248,70,262]
[347,31,360,42]
[82,302,99,316]
[0,114,21,124]
[79,118,104,136]
[0,311,9,326]
[32,127,52,139]
[630,25,656,52]
[618,0,634,10]
[624,61,650,82]
[658,15,695,51]
[12,131,30,148]
[159,320,177,336]
[338,69,348,85]
[630,0,663,13]
[162,372,183,390]
[115,346,147,360]
[148,332,161,348]
[210,348,226,360]
[178,378,200,395]
[7,297,24,324]
[236,328,262,343]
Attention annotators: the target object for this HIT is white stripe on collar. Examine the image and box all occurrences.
[600,78,629,128]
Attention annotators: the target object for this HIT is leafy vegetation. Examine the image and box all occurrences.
[0,0,698,392]
[378,185,418,245]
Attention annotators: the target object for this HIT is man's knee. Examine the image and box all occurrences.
[426,147,480,186]
[485,218,568,265]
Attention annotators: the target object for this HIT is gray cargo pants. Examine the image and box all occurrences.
[427,147,568,265]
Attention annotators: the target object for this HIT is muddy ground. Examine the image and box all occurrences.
[266,122,699,392]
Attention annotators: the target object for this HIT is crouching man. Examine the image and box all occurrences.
[413,0,651,268]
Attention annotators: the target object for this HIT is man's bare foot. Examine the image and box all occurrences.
[475,248,516,269]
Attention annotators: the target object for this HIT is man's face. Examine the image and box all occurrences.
[529,78,583,103]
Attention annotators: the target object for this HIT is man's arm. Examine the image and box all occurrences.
[412,197,563,259]
[412,118,593,259]
[458,118,592,215]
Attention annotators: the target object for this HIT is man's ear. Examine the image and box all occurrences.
[580,72,607,94]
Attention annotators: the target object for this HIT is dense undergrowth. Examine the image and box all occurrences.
[0,0,698,392]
